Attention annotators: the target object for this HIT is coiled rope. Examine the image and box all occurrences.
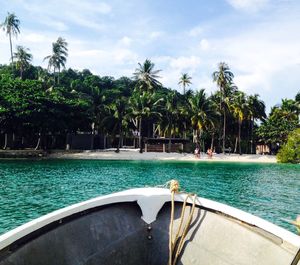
[168,180,197,265]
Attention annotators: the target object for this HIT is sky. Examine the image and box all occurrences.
[0,0,300,112]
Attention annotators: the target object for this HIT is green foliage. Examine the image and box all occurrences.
[0,58,292,154]
[277,128,300,163]
[257,100,299,146]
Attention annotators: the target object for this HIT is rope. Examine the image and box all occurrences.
[168,180,197,265]
[283,216,300,235]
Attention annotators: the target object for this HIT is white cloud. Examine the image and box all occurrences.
[169,56,201,70]
[13,0,111,31]
[188,26,204,37]
[21,32,53,43]
[67,40,138,75]
[149,31,164,39]
[151,55,203,91]
[41,20,69,32]
[75,1,111,14]
[119,36,132,46]
[199,39,209,50]
[226,0,269,12]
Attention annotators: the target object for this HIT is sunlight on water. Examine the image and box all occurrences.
[0,159,299,235]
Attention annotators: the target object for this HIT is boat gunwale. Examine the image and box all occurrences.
[0,187,299,251]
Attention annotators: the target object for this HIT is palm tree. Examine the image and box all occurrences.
[133,59,162,91]
[248,94,266,153]
[104,94,127,153]
[212,62,234,153]
[161,91,181,152]
[44,37,68,84]
[178,73,192,94]
[128,91,163,153]
[231,91,249,155]
[13,46,32,79]
[188,89,218,150]
[1,12,20,66]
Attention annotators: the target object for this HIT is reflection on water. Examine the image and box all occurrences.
[0,159,299,235]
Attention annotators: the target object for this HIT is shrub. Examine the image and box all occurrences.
[277,128,300,163]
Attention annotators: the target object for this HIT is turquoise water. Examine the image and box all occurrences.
[0,159,299,235]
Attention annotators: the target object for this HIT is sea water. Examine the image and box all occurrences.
[0,159,299,235]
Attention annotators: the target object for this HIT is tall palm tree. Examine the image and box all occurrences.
[128,91,163,153]
[212,62,234,153]
[161,91,181,152]
[231,91,249,155]
[179,89,194,139]
[44,37,68,84]
[104,94,127,153]
[248,94,266,153]
[188,89,218,150]
[13,46,32,79]
[178,73,192,94]
[133,59,161,91]
[1,12,20,66]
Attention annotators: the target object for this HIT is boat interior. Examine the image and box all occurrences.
[0,201,299,265]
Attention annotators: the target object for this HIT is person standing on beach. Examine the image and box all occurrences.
[207,148,213,158]
[194,145,200,158]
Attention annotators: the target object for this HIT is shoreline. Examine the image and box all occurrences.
[48,149,277,163]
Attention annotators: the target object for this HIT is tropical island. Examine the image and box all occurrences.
[0,13,299,163]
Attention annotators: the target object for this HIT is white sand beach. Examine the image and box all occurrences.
[50,149,277,163]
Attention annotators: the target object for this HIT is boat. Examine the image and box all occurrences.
[0,187,299,265]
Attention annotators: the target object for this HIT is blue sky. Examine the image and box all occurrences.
[1,0,300,112]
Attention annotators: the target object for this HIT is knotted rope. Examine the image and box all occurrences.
[285,216,300,235]
[168,180,197,265]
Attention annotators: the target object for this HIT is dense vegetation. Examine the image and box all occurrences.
[0,12,299,157]
[277,128,300,163]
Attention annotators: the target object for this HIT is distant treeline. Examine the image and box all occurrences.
[0,62,299,154]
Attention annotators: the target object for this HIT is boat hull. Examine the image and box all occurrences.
[0,188,299,265]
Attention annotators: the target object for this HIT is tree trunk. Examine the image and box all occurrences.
[250,116,254,154]
[238,119,242,155]
[139,117,143,153]
[9,33,13,66]
[3,133,8,150]
[210,133,214,150]
[35,134,41,150]
[12,133,15,149]
[51,135,56,149]
[234,137,238,153]
[57,67,60,84]
[168,129,172,153]
[199,129,202,149]
[90,134,94,150]
[222,110,226,154]
[183,122,187,139]
[116,136,120,153]
[116,125,122,153]
[66,133,70,150]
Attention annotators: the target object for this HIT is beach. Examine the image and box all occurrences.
[49,149,277,163]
